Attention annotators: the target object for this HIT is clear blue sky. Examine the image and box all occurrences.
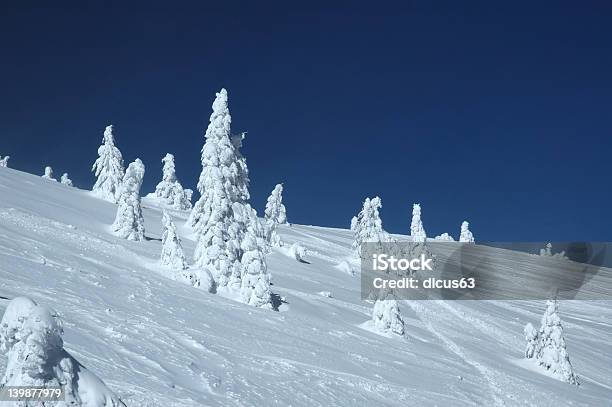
[1,2,610,241]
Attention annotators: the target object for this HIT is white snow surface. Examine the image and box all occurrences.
[0,167,610,406]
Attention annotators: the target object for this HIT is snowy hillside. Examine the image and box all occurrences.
[0,166,611,406]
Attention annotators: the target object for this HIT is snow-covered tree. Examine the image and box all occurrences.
[372,291,404,335]
[524,299,578,385]
[351,197,391,256]
[239,219,272,308]
[539,242,568,259]
[189,89,243,288]
[0,297,125,406]
[160,211,198,286]
[290,242,307,262]
[161,211,188,271]
[92,124,125,203]
[231,131,250,202]
[459,221,475,243]
[112,159,145,241]
[0,156,9,168]
[524,322,538,359]
[434,233,455,241]
[41,166,56,181]
[410,203,427,242]
[154,153,192,210]
[265,184,287,225]
[264,184,287,247]
[60,173,74,187]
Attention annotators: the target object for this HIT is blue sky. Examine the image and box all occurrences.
[1,2,611,240]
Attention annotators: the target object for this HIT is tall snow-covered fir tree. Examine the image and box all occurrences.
[154,153,192,210]
[60,173,73,186]
[0,297,125,406]
[41,166,56,181]
[189,89,272,308]
[0,155,9,168]
[112,159,146,241]
[524,298,578,385]
[264,183,287,247]
[459,221,475,243]
[351,196,391,256]
[410,203,427,242]
[92,124,125,203]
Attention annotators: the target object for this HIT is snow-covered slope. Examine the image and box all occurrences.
[0,167,610,406]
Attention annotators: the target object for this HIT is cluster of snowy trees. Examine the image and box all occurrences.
[0,155,9,167]
[41,166,74,186]
[0,297,125,406]
[524,298,578,385]
[87,90,282,309]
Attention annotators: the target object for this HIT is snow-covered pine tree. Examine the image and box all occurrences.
[0,156,9,168]
[41,166,56,181]
[239,218,272,308]
[434,233,455,241]
[524,299,578,385]
[189,89,245,289]
[265,184,287,225]
[372,290,404,335]
[524,322,539,359]
[459,221,475,243]
[112,159,146,241]
[160,211,199,287]
[231,131,250,202]
[351,196,391,256]
[539,242,567,259]
[264,184,288,247]
[410,203,427,242]
[92,124,125,203]
[161,211,188,271]
[60,173,74,186]
[154,153,192,210]
[0,297,125,406]
[537,298,578,384]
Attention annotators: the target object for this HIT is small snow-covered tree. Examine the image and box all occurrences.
[265,184,287,225]
[410,203,427,242]
[539,242,568,259]
[372,291,404,335]
[92,124,125,203]
[524,299,578,385]
[160,211,198,286]
[0,297,125,406]
[0,156,9,168]
[239,218,273,308]
[351,196,391,256]
[290,242,307,262]
[434,233,455,241]
[459,221,475,243]
[524,322,539,359]
[41,166,56,181]
[60,173,74,187]
[161,211,188,271]
[112,159,145,241]
[154,153,192,210]
[264,184,288,247]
